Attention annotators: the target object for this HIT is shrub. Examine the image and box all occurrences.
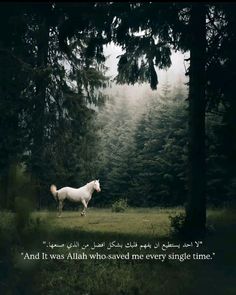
[169,212,207,238]
[111,199,128,213]
[169,213,186,235]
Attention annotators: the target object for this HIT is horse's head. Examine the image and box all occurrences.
[94,179,101,192]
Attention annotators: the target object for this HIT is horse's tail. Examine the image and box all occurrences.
[50,184,58,201]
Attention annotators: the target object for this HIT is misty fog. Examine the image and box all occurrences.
[102,42,189,106]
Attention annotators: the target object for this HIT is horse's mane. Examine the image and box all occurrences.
[87,180,95,184]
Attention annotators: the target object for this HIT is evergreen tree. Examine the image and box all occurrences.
[95,93,139,205]
[0,3,108,208]
[130,82,188,207]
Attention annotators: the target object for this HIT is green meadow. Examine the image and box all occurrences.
[38,207,177,237]
[0,207,235,295]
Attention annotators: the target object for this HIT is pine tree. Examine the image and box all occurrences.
[130,82,188,207]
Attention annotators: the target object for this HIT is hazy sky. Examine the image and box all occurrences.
[103,43,189,100]
[103,43,189,85]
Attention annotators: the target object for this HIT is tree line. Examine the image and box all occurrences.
[95,81,232,209]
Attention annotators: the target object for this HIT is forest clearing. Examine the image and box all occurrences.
[1,2,236,294]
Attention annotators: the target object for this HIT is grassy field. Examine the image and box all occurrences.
[0,207,235,295]
[36,207,180,237]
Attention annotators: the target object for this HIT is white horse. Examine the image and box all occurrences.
[50,180,101,217]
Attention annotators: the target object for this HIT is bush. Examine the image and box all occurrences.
[111,199,128,213]
[169,212,207,238]
[169,213,186,235]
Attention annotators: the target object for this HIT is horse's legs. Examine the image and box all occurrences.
[81,200,87,216]
[58,200,63,217]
